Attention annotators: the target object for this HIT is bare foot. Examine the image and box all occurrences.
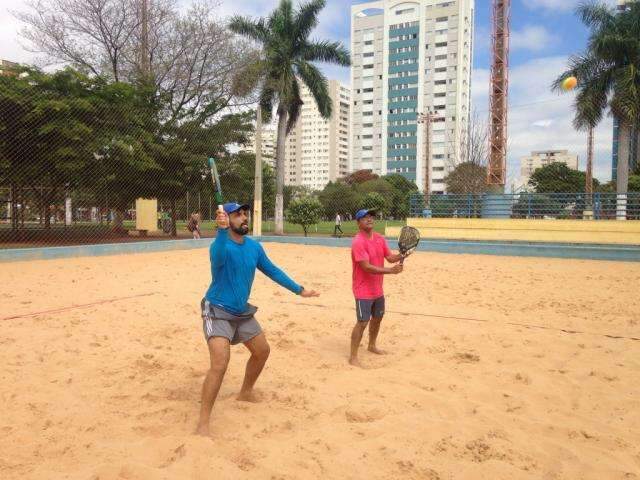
[368,346,386,355]
[349,357,363,367]
[194,423,210,436]
[236,391,260,403]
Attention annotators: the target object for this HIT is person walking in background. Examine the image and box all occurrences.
[188,212,201,239]
[334,213,343,237]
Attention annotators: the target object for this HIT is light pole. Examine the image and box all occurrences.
[418,110,441,208]
[253,105,263,237]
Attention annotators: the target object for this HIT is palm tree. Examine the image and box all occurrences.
[553,1,640,219]
[229,0,350,234]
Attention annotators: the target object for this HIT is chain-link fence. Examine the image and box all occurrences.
[410,192,640,219]
[2,68,639,249]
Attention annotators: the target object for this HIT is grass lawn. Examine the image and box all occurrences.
[1,220,406,248]
[127,219,404,236]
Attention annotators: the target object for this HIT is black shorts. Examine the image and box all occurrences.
[355,296,385,322]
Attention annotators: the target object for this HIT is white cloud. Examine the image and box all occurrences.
[472,56,614,186]
[532,119,553,128]
[511,25,559,52]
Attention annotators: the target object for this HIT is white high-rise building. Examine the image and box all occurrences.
[244,122,277,168]
[284,80,350,191]
[519,150,579,190]
[350,0,474,193]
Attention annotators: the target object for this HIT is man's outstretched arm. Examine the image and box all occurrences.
[257,246,319,297]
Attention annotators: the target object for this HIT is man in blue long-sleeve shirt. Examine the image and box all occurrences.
[196,202,319,436]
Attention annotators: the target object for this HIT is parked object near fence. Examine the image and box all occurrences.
[135,198,158,233]
[410,192,640,220]
[481,194,513,219]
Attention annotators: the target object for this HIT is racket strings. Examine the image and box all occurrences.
[399,227,420,254]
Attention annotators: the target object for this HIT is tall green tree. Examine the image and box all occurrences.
[152,111,254,236]
[528,162,600,193]
[361,192,387,217]
[0,67,105,229]
[211,151,277,220]
[318,181,362,218]
[229,0,350,235]
[382,174,419,219]
[553,1,640,215]
[444,162,489,195]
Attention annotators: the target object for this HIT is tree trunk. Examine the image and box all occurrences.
[617,119,631,220]
[10,183,17,231]
[274,106,288,235]
[44,188,54,230]
[170,198,178,237]
[585,126,594,218]
[112,210,125,232]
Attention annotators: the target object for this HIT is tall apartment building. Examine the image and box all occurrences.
[0,59,19,76]
[244,122,277,169]
[350,0,474,193]
[519,150,579,190]
[612,0,639,182]
[284,80,350,191]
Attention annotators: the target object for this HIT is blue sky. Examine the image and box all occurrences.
[1,0,619,184]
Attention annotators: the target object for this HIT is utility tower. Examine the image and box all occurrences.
[488,0,510,190]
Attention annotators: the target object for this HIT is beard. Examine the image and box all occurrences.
[231,223,249,236]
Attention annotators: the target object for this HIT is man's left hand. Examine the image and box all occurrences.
[300,288,320,298]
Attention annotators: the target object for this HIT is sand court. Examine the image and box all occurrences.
[1,244,639,479]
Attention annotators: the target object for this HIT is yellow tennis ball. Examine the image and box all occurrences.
[562,76,577,91]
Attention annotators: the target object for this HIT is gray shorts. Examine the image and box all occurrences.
[201,299,262,345]
[355,296,385,322]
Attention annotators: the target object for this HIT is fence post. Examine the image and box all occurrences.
[527,195,532,218]
[467,194,471,218]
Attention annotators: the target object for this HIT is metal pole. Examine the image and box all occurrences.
[253,105,263,237]
[418,111,433,209]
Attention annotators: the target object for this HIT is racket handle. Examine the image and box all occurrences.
[400,254,405,265]
[217,205,223,213]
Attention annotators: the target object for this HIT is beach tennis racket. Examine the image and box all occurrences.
[398,226,420,265]
[208,157,224,212]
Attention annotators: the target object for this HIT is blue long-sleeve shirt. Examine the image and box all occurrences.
[204,228,302,314]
